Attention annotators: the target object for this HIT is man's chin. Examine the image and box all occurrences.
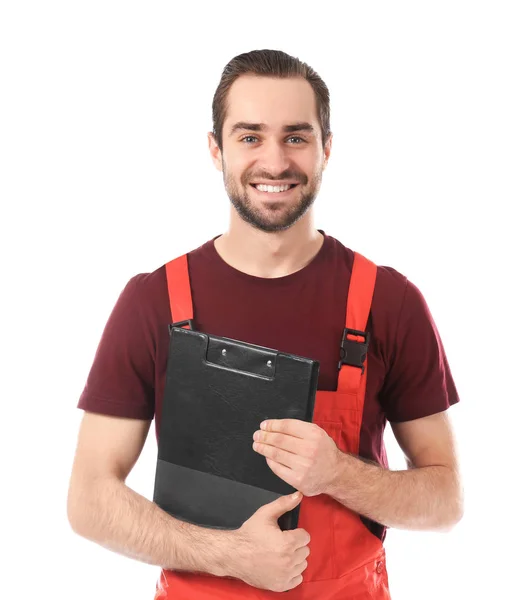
[228,190,315,232]
[231,208,293,232]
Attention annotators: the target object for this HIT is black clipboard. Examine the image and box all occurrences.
[153,325,319,531]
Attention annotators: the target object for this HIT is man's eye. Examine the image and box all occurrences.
[240,136,306,144]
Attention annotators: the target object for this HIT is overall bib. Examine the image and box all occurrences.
[154,251,391,599]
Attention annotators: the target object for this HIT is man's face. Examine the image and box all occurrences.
[209,75,332,233]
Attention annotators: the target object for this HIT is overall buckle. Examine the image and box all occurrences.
[338,327,369,373]
[168,319,195,334]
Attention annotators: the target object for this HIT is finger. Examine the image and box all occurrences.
[261,418,314,438]
[293,545,311,562]
[254,442,307,470]
[254,430,307,456]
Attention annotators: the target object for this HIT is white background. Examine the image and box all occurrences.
[1,1,516,598]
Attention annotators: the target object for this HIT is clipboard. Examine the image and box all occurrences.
[153,325,319,531]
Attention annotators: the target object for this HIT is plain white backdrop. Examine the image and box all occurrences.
[1,1,515,598]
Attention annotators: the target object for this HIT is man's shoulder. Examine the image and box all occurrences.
[134,236,213,289]
[128,237,215,312]
[328,233,408,298]
[128,265,167,297]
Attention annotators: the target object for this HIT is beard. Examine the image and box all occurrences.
[222,162,321,233]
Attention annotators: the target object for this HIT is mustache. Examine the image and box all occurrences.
[246,174,307,185]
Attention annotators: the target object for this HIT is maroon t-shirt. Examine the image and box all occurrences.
[78,230,459,540]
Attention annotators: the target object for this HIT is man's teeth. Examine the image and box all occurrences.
[255,184,293,193]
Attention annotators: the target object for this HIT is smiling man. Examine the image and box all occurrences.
[68,49,463,599]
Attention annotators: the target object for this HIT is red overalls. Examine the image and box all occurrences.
[154,250,391,599]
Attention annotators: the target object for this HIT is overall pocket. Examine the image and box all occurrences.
[311,411,386,581]
[296,420,342,582]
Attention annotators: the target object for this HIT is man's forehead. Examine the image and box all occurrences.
[224,75,319,136]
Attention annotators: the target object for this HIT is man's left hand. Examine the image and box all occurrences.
[252,419,341,497]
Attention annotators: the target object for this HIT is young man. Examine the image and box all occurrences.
[67,49,463,599]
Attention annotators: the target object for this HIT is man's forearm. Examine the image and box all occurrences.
[68,476,234,576]
[325,452,463,531]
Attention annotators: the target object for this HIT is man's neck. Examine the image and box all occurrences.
[213,220,324,279]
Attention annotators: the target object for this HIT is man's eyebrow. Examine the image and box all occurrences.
[229,122,315,136]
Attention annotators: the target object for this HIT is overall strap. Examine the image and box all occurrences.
[337,251,377,395]
[164,254,194,327]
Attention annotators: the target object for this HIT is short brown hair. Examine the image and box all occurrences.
[211,49,331,151]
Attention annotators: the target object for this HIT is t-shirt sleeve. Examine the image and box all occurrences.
[379,278,460,422]
[77,274,155,420]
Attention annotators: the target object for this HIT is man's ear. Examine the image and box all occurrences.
[208,132,223,172]
[322,133,333,171]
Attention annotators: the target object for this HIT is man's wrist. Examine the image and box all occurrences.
[325,449,354,497]
[205,529,241,578]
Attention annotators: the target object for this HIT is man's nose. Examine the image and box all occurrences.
[258,141,291,176]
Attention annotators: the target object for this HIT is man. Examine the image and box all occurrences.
[67,49,463,599]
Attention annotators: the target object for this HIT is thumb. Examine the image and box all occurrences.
[261,492,303,521]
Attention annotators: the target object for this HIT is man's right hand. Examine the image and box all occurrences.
[228,492,310,592]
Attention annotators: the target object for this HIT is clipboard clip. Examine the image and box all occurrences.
[168,319,195,335]
[338,327,370,373]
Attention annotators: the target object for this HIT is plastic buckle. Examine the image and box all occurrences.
[168,319,194,335]
[338,327,370,373]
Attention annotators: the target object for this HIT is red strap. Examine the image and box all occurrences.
[165,254,193,325]
[337,251,377,394]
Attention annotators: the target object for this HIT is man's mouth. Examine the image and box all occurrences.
[250,183,299,195]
